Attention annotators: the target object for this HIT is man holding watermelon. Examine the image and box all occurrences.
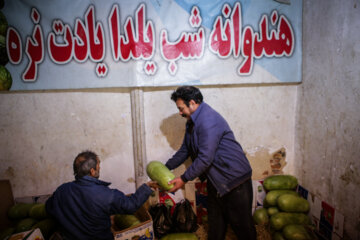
[165,86,256,240]
[46,150,158,240]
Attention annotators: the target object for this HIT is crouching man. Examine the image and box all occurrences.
[46,150,157,240]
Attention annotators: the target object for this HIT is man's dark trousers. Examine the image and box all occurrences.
[207,178,257,240]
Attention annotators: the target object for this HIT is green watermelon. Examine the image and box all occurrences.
[0,227,15,240]
[267,206,280,216]
[146,161,175,190]
[0,34,8,65]
[160,233,198,240]
[8,203,35,220]
[32,218,56,239]
[277,194,310,213]
[0,65,12,90]
[253,208,269,225]
[265,190,299,206]
[272,231,286,240]
[0,11,7,36]
[282,224,315,240]
[114,214,141,230]
[15,218,38,233]
[29,203,49,220]
[263,175,298,191]
[270,212,310,231]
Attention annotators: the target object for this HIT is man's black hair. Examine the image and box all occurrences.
[73,151,98,178]
[171,86,203,107]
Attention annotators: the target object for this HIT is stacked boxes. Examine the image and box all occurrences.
[298,185,344,240]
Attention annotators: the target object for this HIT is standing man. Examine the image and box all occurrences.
[46,150,157,240]
[165,86,256,240]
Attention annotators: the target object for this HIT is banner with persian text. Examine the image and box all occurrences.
[2,0,302,90]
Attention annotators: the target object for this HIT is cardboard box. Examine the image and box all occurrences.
[296,184,344,240]
[184,181,197,215]
[14,194,51,204]
[195,180,207,224]
[8,228,44,240]
[252,180,266,210]
[112,205,154,240]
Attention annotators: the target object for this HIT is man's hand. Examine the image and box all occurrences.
[168,177,185,193]
[146,181,160,190]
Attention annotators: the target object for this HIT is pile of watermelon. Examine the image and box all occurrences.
[253,175,317,240]
[0,203,56,240]
[160,233,198,240]
[0,0,12,91]
[113,214,141,230]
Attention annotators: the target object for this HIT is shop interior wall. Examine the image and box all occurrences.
[297,0,360,238]
[0,90,137,197]
[143,85,298,180]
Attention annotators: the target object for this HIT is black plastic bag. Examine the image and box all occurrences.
[172,199,198,233]
[149,203,173,238]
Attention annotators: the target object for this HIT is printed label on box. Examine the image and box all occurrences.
[114,221,154,240]
[296,185,309,200]
[9,228,44,240]
[319,201,335,240]
[253,180,266,207]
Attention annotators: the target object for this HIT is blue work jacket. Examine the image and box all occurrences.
[166,102,252,197]
[45,176,152,240]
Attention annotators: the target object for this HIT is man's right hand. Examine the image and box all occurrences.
[168,177,185,193]
[146,181,159,191]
